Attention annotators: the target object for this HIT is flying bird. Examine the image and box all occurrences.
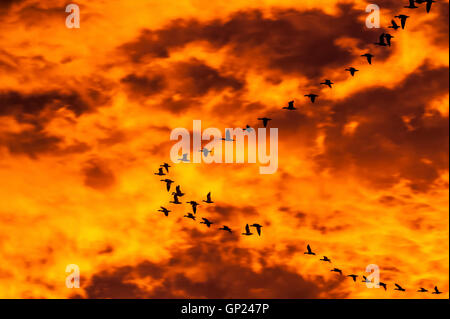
[222,129,235,142]
[425,0,436,13]
[203,192,214,204]
[257,117,272,128]
[388,19,400,30]
[199,148,212,157]
[361,53,374,64]
[241,224,253,236]
[432,286,442,294]
[186,201,199,214]
[160,179,174,192]
[379,282,387,290]
[304,94,318,103]
[404,0,419,8]
[170,193,182,205]
[178,153,190,163]
[395,14,409,29]
[154,168,166,176]
[394,283,406,291]
[160,162,171,173]
[347,274,358,282]
[174,185,185,197]
[304,244,316,255]
[320,256,331,263]
[374,33,388,46]
[384,33,394,46]
[320,79,334,88]
[345,67,359,76]
[242,125,254,133]
[362,276,370,283]
[331,268,343,275]
[417,287,428,292]
[219,225,232,233]
[158,206,170,217]
[200,218,213,228]
[282,100,296,110]
[184,213,196,220]
[250,223,263,236]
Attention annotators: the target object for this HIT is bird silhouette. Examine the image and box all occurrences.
[320,256,331,263]
[174,185,184,197]
[395,15,409,29]
[389,19,400,30]
[282,100,296,110]
[320,79,334,88]
[222,129,235,142]
[160,179,174,192]
[374,33,388,46]
[362,276,370,283]
[379,282,387,290]
[154,168,166,176]
[186,201,199,214]
[219,225,232,233]
[361,53,374,64]
[241,224,253,236]
[331,268,343,275]
[417,0,436,13]
[160,162,171,173]
[170,193,182,205]
[158,206,171,217]
[203,192,214,204]
[304,94,318,103]
[385,33,394,47]
[345,67,359,76]
[417,287,428,292]
[184,213,196,220]
[404,0,419,8]
[178,153,190,162]
[347,274,358,282]
[242,125,254,133]
[304,244,316,255]
[200,217,213,228]
[199,148,212,157]
[250,223,263,236]
[258,117,272,128]
[394,283,406,291]
[432,286,442,294]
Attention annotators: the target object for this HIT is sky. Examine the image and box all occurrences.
[0,0,448,299]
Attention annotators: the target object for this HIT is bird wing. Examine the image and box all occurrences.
[379,33,385,44]
[307,244,312,253]
[395,284,402,289]
[257,227,261,236]
[207,192,211,201]
[426,1,432,13]
[392,19,398,27]
[245,224,250,232]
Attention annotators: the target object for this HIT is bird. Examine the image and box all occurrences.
[384,33,394,47]
[282,100,296,110]
[388,19,400,30]
[200,217,213,228]
[154,168,166,176]
[345,67,359,76]
[160,162,171,173]
[242,125,254,133]
[174,185,184,197]
[219,225,232,233]
[158,206,170,217]
[379,282,387,290]
[320,256,331,263]
[304,94,318,103]
[160,179,174,192]
[250,223,263,236]
[347,274,358,282]
[404,0,419,8]
[222,129,235,142]
[374,33,387,46]
[186,201,199,214]
[331,268,343,275]
[417,287,428,292]
[362,276,370,283]
[320,79,334,88]
[425,0,436,13]
[432,286,442,294]
[361,53,374,64]
[203,192,214,204]
[395,15,409,29]
[241,224,253,236]
[257,117,272,128]
[184,213,196,220]
[199,148,212,157]
[304,244,316,255]
[394,283,406,291]
[178,153,190,162]
[170,193,182,205]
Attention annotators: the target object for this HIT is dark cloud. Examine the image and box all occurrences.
[82,160,116,190]
[120,73,166,97]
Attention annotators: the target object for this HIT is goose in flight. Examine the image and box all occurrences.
[374,33,387,46]
[203,192,214,204]
[345,67,359,76]
[304,244,316,255]
[174,185,185,197]
[394,283,406,291]
[184,213,196,220]
[282,100,296,110]
[432,286,442,294]
[160,162,171,173]
[219,225,232,233]
[178,153,190,163]
[186,201,199,214]
[384,33,394,47]
[320,256,331,263]
[389,19,400,30]
[257,117,272,128]
[404,0,419,8]
[242,125,254,133]
[242,224,253,236]
[199,148,212,157]
[362,276,370,283]
[379,282,387,290]
[395,15,409,29]
[222,129,235,142]
[200,217,213,228]
[320,79,334,88]
[347,274,358,282]
[304,94,318,103]
[361,53,374,64]
[158,206,171,217]
[250,223,263,236]
[331,268,343,275]
[417,287,428,292]
[160,179,174,192]
[417,0,435,13]
[170,193,182,205]
[154,168,166,176]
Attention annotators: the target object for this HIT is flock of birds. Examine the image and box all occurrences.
[152,0,444,297]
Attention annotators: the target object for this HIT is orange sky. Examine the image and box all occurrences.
[0,0,448,299]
